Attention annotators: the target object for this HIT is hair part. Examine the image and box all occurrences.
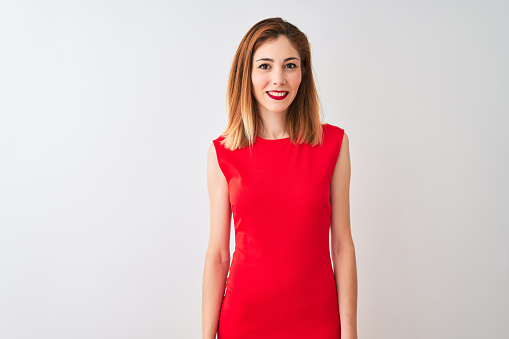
[220,17,324,150]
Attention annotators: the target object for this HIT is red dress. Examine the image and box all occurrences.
[212,123,345,339]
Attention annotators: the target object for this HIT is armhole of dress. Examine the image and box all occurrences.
[212,138,230,184]
[332,127,345,170]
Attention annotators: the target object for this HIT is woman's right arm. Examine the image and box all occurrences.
[202,142,232,339]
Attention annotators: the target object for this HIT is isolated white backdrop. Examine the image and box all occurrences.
[0,1,507,338]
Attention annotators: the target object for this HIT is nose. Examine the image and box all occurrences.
[272,68,286,85]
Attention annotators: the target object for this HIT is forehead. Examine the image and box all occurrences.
[253,35,300,60]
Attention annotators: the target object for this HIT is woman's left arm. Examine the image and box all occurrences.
[330,132,358,339]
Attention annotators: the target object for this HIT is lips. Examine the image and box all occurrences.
[266,91,289,100]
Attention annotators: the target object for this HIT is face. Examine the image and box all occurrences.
[251,35,302,116]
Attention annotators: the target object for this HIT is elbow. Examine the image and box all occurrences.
[331,239,355,256]
[206,248,231,266]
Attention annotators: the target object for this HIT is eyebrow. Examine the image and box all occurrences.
[255,57,300,63]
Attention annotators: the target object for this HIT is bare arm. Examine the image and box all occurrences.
[202,143,232,339]
[330,132,358,339]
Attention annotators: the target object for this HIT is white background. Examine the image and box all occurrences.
[1,1,507,338]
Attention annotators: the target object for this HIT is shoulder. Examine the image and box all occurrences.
[210,133,227,157]
[209,135,231,182]
[207,142,218,168]
[211,134,228,150]
[322,123,346,146]
[209,134,226,162]
[208,142,216,156]
[212,134,224,144]
[322,122,345,135]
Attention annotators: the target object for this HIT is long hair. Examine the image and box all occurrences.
[220,17,324,150]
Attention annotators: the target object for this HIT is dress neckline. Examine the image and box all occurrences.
[254,124,329,144]
[255,135,291,144]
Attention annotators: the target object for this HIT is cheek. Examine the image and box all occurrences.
[251,73,266,91]
[289,71,302,88]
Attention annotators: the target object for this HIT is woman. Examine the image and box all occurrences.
[203,17,357,339]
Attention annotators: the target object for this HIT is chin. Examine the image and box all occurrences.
[265,106,288,113]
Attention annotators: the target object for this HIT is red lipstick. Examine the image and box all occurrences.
[266,91,289,100]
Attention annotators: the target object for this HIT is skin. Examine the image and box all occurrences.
[203,142,231,339]
[251,35,302,139]
[203,35,357,339]
[331,131,357,339]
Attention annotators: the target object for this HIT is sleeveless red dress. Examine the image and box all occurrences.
[212,123,345,339]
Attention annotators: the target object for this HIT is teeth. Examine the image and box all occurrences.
[268,91,288,96]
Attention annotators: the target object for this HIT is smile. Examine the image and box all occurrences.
[266,91,289,100]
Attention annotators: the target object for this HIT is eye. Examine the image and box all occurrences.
[285,63,297,69]
[258,64,270,70]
